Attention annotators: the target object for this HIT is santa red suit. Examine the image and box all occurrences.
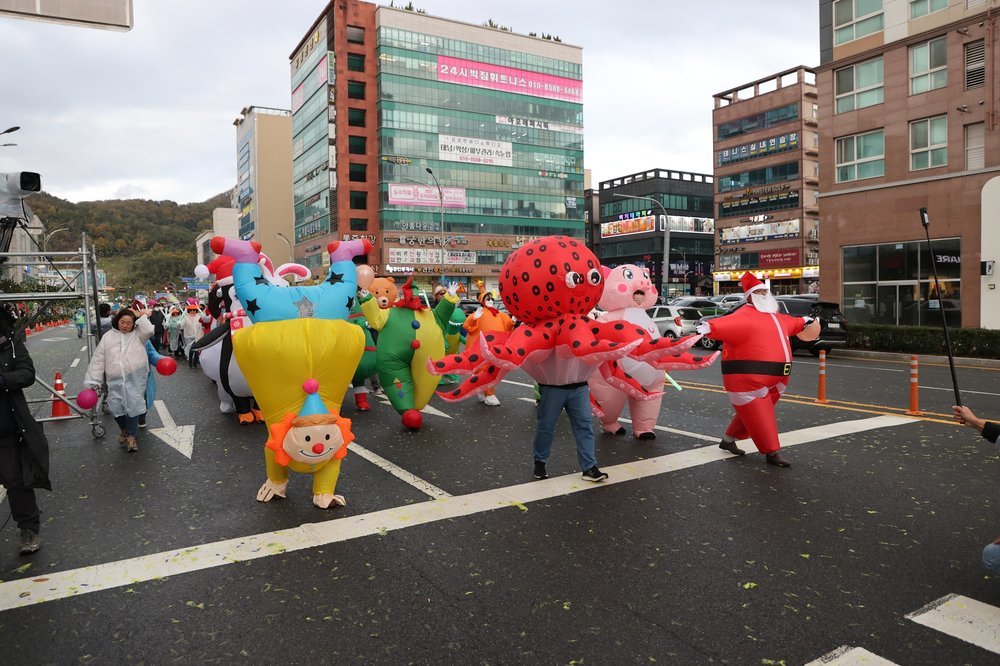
[701,272,814,464]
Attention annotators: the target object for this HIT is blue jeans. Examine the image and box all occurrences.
[532,383,597,472]
[984,543,1000,575]
[115,414,141,437]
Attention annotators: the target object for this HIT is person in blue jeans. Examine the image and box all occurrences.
[533,381,608,483]
[952,404,1000,574]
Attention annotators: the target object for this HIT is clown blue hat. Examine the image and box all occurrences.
[299,379,330,417]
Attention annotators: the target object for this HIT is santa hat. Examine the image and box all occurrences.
[741,272,767,296]
[196,255,236,285]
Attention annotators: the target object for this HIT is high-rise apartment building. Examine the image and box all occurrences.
[290,0,585,292]
[595,170,715,298]
[712,67,821,295]
[818,0,1000,328]
[233,106,295,266]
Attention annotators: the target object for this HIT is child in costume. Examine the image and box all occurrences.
[462,279,514,406]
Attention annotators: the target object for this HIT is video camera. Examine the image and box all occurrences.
[0,171,41,219]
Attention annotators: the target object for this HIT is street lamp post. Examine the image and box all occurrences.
[275,232,294,266]
[1,126,18,148]
[42,227,68,254]
[403,171,453,288]
[612,193,671,297]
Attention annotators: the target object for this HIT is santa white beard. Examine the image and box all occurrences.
[750,292,779,314]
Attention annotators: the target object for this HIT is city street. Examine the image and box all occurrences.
[0,324,998,664]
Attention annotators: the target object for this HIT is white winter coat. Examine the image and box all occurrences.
[84,316,154,418]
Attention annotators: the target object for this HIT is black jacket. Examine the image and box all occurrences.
[0,334,50,490]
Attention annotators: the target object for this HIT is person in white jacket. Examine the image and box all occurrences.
[181,304,205,368]
[84,308,154,452]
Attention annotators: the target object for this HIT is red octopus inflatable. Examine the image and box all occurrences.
[428,236,715,400]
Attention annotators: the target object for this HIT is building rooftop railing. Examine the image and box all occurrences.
[599,169,713,190]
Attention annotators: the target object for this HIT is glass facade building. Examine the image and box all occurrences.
[290,1,584,291]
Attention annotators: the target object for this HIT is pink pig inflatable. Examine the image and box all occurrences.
[587,264,667,439]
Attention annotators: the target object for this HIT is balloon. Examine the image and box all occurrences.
[76,388,99,410]
[156,357,178,376]
[357,264,375,290]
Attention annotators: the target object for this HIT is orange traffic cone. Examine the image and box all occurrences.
[51,373,71,418]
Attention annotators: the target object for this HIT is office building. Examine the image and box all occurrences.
[818,0,999,328]
[290,0,585,292]
[712,66,820,295]
[596,169,715,298]
[233,106,295,266]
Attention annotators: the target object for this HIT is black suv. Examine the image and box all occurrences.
[698,297,848,356]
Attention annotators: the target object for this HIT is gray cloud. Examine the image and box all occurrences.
[0,0,818,203]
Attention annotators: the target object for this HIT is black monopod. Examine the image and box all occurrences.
[919,207,962,406]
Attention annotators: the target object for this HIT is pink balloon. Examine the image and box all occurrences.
[357,265,375,290]
[156,357,178,376]
[76,389,99,410]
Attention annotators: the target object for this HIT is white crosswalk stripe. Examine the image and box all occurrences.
[906,594,1000,654]
[805,646,898,665]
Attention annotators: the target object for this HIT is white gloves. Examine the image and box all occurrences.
[447,281,460,297]
[696,322,712,335]
[473,307,484,319]
[358,288,371,299]
[803,316,815,325]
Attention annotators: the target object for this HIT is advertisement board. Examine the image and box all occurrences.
[388,248,477,266]
[387,183,467,208]
[719,218,800,244]
[758,249,801,268]
[438,55,583,103]
[438,134,512,167]
[718,132,799,166]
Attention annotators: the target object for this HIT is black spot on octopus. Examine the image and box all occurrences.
[533,258,542,268]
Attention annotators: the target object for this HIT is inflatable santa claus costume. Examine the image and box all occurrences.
[697,272,820,467]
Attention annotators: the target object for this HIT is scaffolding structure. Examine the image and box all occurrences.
[0,218,106,437]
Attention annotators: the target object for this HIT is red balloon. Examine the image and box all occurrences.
[156,357,178,376]
[76,388,99,410]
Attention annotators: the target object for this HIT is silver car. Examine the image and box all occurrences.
[645,305,702,339]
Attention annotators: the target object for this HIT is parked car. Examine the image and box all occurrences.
[716,293,747,310]
[696,298,847,356]
[670,297,727,317]
[645,305,702,339]
[456,299,482,316]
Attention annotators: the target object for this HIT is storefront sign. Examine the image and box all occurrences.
[387,183,468,208]
[341,234,377,243]
[438,55,583,103]
[486,238,511,248]
[601,215,657,238]
[385,235,469,247]
[496,115,583,135]
[720,218,800,244]
[718,132,799,166]
[758,249,801,268]
[438,134,512,167]
[388,248,477,265]
[388,220,440,232]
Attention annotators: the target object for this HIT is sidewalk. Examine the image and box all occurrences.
[833,348,1000,370]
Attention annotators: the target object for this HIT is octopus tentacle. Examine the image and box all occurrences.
[631,334,702,361]
[436,363,508,402]
[481,327,555,368]
[649,350,721,373]
[555,316,641,363]
[598,359,663,401]
[427,345,497,376]
[589,386,607,420]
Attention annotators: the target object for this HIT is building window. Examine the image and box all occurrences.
[348,135,366,155]
[348,108,366,127]
[350,218,367,232]
[965,40,986,89]
[965,122,985,170]
[347,26,364,44]
[349,191,367,209]
[910,116,947,170]
[910,37,948,95]
[716,103,798,140]
[835,129,885,182]
[834,0,884,46]
[347,53,365,72]
[967,0,988,8]
[835,57,884,113]
[347,81,365,100]
[349,163,367,182]
[910,0,947,19]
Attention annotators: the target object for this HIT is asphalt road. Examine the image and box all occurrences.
[0,324,998,664]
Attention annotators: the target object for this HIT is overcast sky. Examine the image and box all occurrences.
[0,0,819,204]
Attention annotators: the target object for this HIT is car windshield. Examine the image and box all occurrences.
[677,308,701,320]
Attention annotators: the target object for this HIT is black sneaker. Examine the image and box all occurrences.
[138,418,147,429]
[533,460,547,479]
[581,466,608,482]
[18,528,40,555]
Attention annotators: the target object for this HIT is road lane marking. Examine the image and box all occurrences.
[0,487,5,505]
[80,346,86,352]
[0,415,916,612]
[348,442,451,499]
[149,400,195,459]
[918,385,1000,397]
[516,397,719,443]
[805,646,898,665]
[906,594,1000,654]
[795,360,904,373]
[70,358,80,368]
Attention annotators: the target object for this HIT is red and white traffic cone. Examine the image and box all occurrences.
[51,372,71,418]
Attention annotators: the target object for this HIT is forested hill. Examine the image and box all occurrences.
[26,191,230,293]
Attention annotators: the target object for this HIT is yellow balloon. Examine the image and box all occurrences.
[232,319,364,426]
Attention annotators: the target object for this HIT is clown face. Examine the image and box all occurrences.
[281,422,345,465]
